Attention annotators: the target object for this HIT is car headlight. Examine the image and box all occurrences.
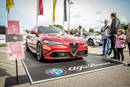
[43,40,63,46]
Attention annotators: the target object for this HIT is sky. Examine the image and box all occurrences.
[0,0,130,31]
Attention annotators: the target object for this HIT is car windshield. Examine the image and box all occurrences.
[39,27,66,34]
[88,33,93,36]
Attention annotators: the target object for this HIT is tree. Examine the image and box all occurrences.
[120,24,128,34]
[82,28,86,32]
[49,24,64,30]
[25,30,30,33]
[121,24,128,30]
[70,28,78,35]
[89,28,94,33]
[94,31,101,34]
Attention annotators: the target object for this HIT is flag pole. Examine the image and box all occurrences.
[36,0,39,27]
[68,3,70,31]
[53,0,55,25]
[52,0,54,25]
[63,0,64,26]
[7,10,9,36]
[53,0,57,25]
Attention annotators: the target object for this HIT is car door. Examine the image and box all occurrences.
[26,31,33,49]
[31,27,39,53]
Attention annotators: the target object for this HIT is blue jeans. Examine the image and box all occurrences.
[102,37,111,55]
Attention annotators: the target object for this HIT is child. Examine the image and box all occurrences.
[115,29,126,63]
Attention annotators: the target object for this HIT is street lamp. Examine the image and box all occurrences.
[68,0,73,32]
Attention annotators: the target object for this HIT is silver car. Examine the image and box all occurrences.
[83,32,102,46]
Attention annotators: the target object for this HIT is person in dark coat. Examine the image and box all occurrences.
[109,12,121,59]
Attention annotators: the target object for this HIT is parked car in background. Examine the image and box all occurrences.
[83,32,102,46]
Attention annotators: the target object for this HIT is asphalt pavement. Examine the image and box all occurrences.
[0,46,130,87]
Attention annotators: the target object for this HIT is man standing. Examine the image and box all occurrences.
[77,25,83,37]
[126,23,130,55]
[110,12,121,59]
[101,20,111,57]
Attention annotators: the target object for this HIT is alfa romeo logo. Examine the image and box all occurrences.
[46,68,67,76]
[13,35,18,40]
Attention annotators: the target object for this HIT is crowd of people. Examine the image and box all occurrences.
[71,12,130,65]
[100,12,130,65]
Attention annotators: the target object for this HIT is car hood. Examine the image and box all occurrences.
[40,34,84,43]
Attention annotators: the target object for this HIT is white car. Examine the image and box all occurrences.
[83,32,102,46]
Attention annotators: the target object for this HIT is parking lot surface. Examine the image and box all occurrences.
[0,46,130,87]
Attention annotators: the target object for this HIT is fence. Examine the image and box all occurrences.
[0,34,6,45]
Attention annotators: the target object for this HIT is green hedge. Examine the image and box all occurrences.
[0,44,7,47]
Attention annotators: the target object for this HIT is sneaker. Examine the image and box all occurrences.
[105,55,108,58]
[107,55,110,58]
[110,57,115,59]
[127,64,130,66]
[122,61,128,66]
[100,54,105,56]
[111,58,117,61]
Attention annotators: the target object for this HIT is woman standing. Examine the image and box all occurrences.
[126,23,130,55]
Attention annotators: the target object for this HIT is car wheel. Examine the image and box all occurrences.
[37,43,43,62]
[88,39,94,46]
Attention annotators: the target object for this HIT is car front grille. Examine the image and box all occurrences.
[69,43,78,55]
[50,52,71,57]
[77,50,88,56]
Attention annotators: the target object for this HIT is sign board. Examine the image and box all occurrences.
[9,42,23,59]
[8,20,23,59]
[8,20,20,34]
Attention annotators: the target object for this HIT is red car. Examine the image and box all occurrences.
[26,26,88,61]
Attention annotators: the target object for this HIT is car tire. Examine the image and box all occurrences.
[88,39,94,46]
[37,43,43,62]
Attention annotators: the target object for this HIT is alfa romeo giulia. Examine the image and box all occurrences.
[26,26,88,61]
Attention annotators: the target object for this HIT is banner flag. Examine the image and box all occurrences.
[64,0,67,22]
[38,0,43,15]
[53,0,57,23]
[8,20,20,34]
[6,0,14,11]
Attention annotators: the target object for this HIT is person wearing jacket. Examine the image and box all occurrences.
[109,12,121,59]
[115,29,126,63]
[126,23,130,55]
[101,20,111,57]
[76,25,83,37]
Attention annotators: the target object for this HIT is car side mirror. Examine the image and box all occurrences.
[31,30,36,34]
